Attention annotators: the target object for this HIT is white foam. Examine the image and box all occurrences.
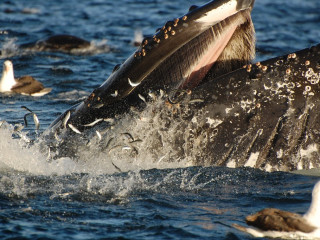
[244,152,259,168]
[300,144,318,158]
[227,159,236,168]
[54,90,90,102]
[132,29,143,45]
[0,38,20,58]
[0,123,80,175]
[0,96,192,175]
[69,39,110,55]
[206,117,222,128]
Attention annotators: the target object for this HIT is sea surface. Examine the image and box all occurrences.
[0,0,320,239]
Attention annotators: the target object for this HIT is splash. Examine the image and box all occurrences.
[0,95,193,176]
[0,38,20,59]
[68,39,111,55]
[0,121,79,175]
[132,29,143,46]
[45,93,201,173]
[54,90,91,103]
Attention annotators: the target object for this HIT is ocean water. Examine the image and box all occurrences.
[0,0,320,239]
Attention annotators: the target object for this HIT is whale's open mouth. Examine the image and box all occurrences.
[150,8,255,91]
[50,0,255,129]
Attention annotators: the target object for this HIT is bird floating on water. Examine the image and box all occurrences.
[0,60,52,96]
[233,181,320,239]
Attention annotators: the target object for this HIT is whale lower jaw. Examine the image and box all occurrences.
[178,9,254,90]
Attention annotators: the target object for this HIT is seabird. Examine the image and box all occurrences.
[0,60,52,96]
[233,181,320,239]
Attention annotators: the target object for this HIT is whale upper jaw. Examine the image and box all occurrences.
[50,0,255,129]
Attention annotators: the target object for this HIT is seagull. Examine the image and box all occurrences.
[233,181,320,239]
[0,60,52,96]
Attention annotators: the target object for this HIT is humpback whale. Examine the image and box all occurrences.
[20,35,91,53]
[48,0,320,171]
[19,34,110,55]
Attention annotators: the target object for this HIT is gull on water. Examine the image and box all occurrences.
[233,181,320,239]
[0,60,51,96]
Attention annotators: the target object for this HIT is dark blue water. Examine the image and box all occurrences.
[1,0,320,239]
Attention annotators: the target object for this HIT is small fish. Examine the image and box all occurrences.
[83,118,103,127]
[132,147,139,155]
[62,111,71,129]
[93,103,104,109]
[122,132,134,142]
[108,144,122,153]
[33,113,40,130]
[111,161,122,172]
[58,192,71,197]
[167,96,179,104]
[104,118,115,124]
[148,91,157,101]
[46,148,51,160]
[138,94,146,103]
[23,113,31,127]
[128,78,140,87]
[21,106,33,113]
[189,99,204,104]
[21,106,40,130]
[23,112,40,130]
[157,155,166,163]
[96,130,102,140]
[68,123,81,134]
[167,90,188,104]
[111,90,118,97]
[14,131,30,143]
[101,137,114,151]
[159,89,165,98]
[54,131,62,142]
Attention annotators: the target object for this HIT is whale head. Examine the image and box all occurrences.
[50,0,255,129]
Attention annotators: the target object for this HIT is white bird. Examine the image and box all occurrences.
[0,60,52,96]
[233,181,320,239]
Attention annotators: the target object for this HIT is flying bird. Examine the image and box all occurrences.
[0,60,52,96]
